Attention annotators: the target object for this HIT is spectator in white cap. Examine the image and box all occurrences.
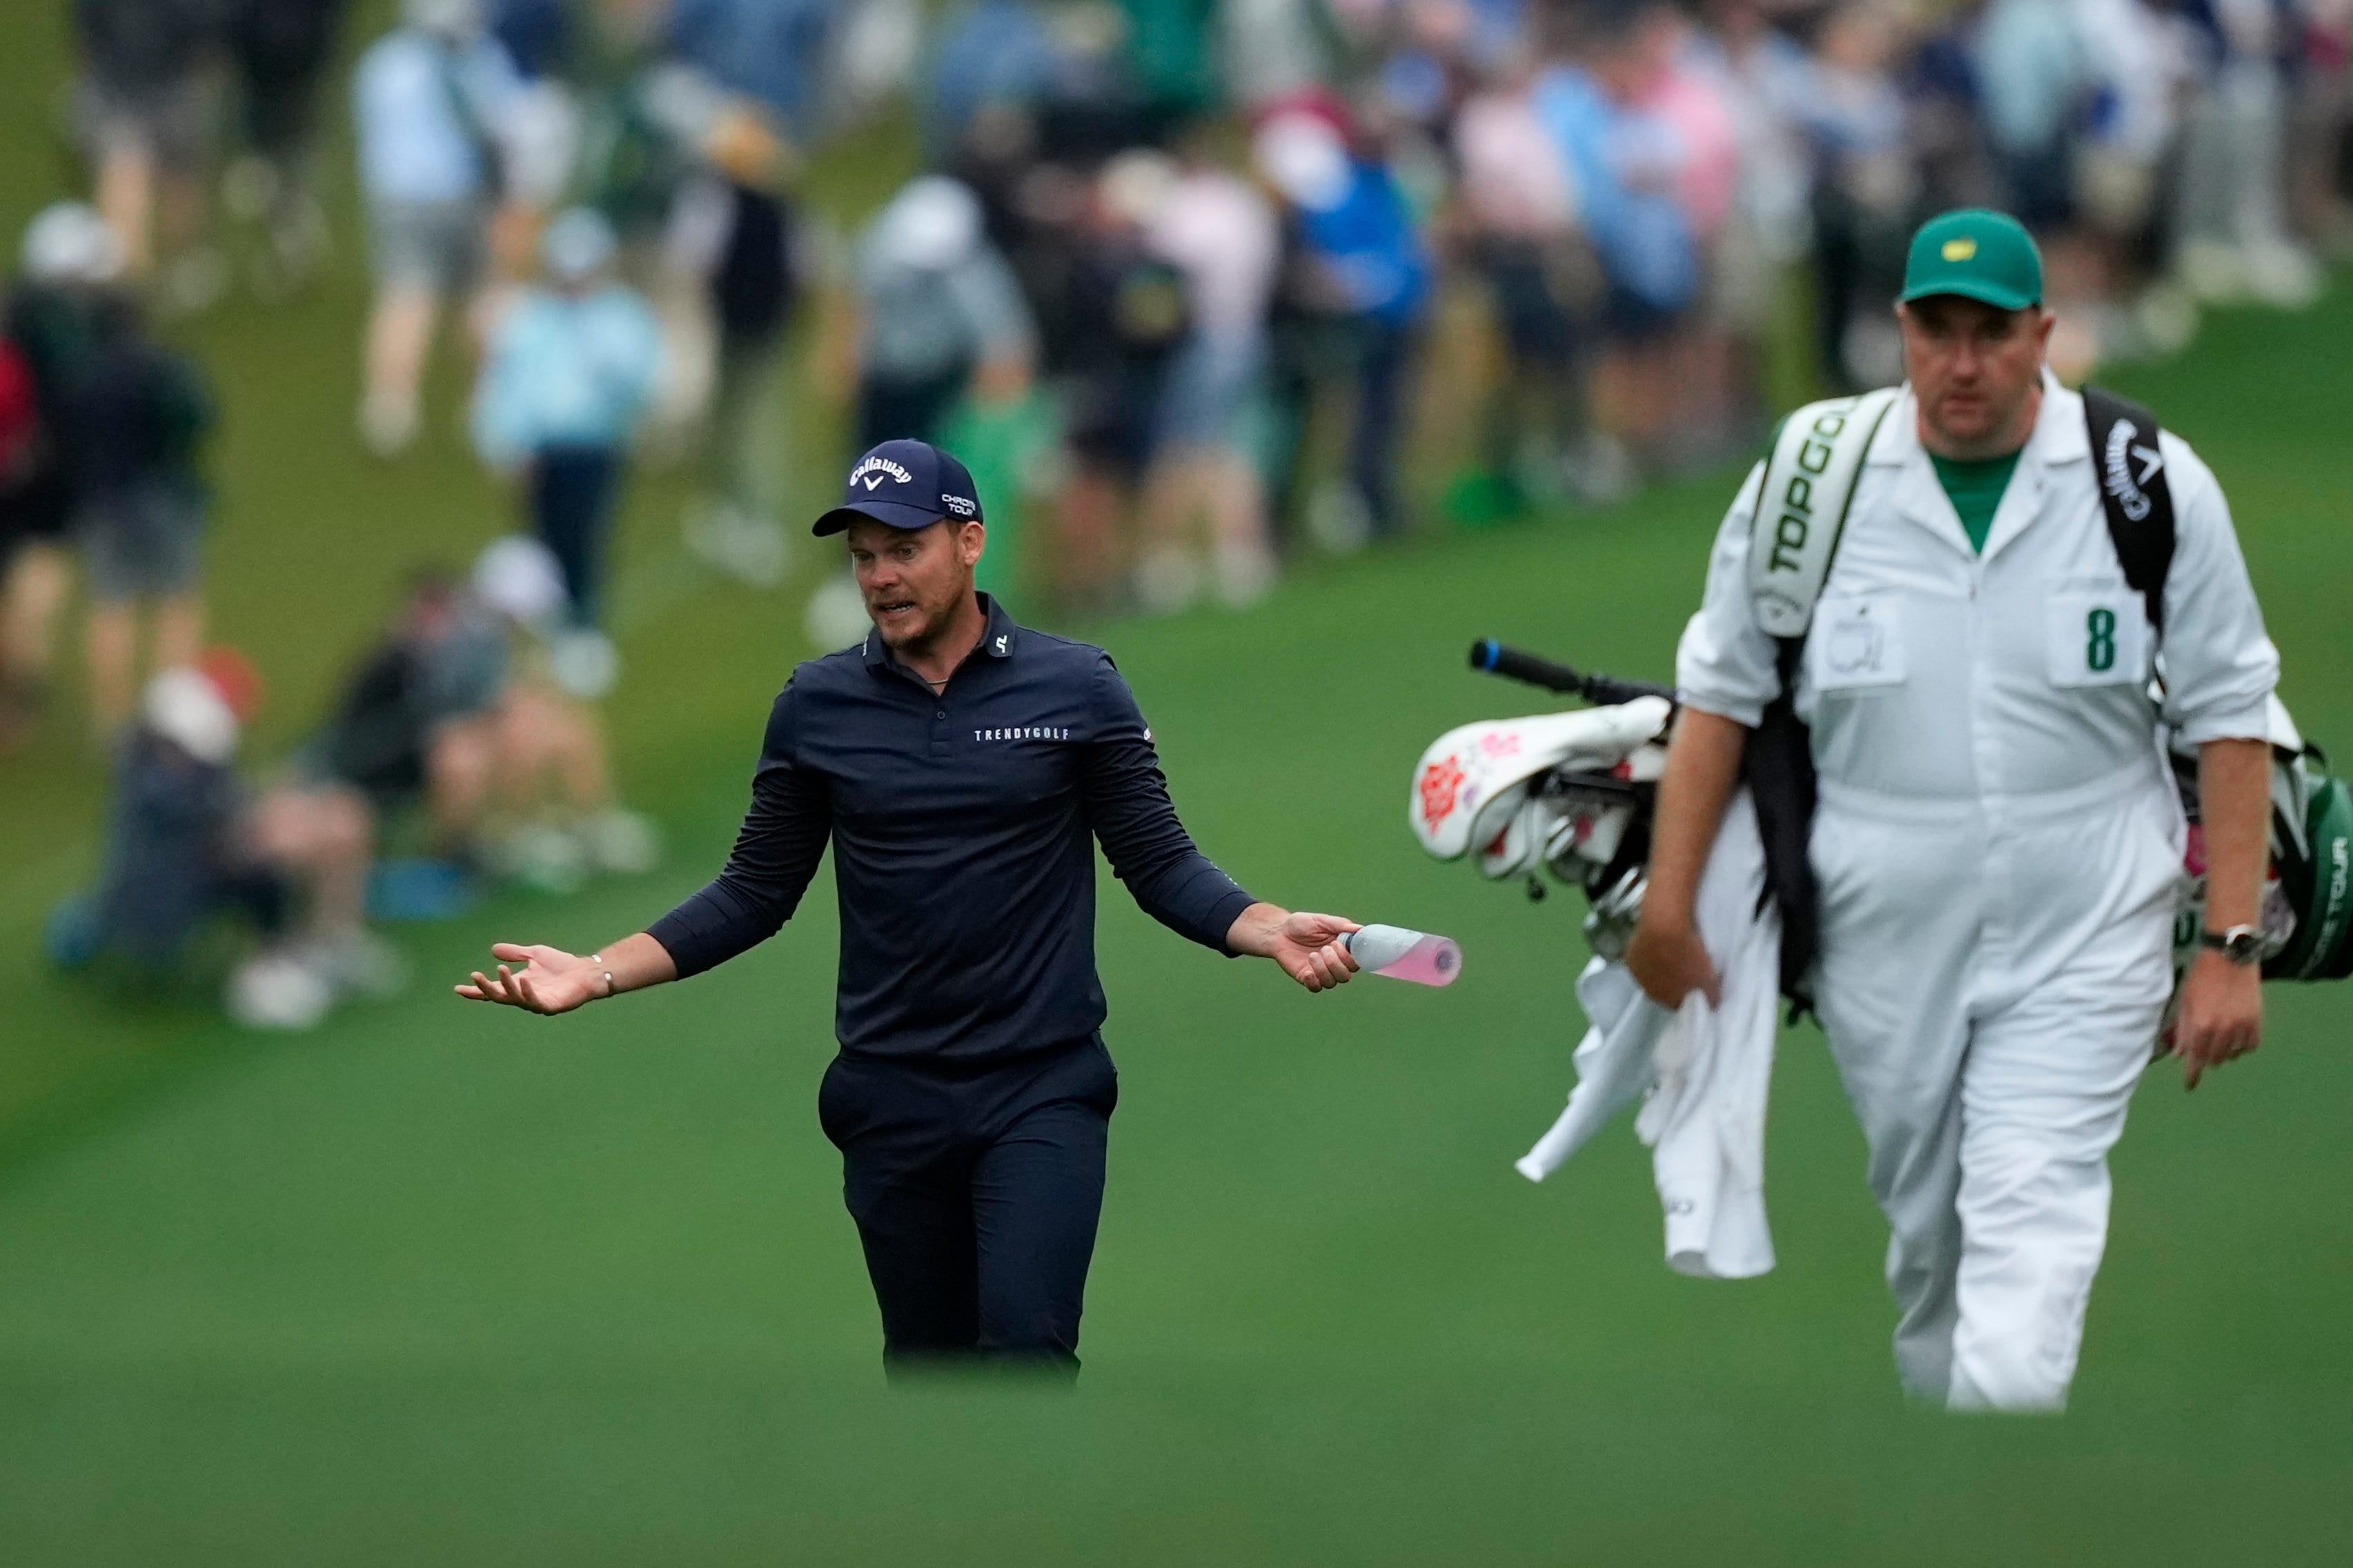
[470,206,664,689]
[52,648,404,1030]
[830,175,1036,453]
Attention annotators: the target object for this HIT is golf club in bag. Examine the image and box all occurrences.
[1406,642,1677,964]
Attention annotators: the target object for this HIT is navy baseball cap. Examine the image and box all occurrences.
[811,439,983,537]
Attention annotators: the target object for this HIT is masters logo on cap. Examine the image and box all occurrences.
[1902,209,2042,312]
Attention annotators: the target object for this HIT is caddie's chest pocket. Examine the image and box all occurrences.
[1811,594,1907,693]
[2045,584,2151,688]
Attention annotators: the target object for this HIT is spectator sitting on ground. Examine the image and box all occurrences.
[353,0,526,455]
[63,280,214,744]
[50,648,404,1031]
[470,207,662,695]
[290,568,512,867]
[466,534,660,892]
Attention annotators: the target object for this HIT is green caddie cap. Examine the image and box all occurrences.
[1900,208,2043,312]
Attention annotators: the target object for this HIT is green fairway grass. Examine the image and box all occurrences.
[3,11,2350,1562]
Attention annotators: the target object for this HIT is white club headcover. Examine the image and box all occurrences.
[1409,697,1673,865]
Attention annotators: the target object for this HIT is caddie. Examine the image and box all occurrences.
[1626,210,2279,1410]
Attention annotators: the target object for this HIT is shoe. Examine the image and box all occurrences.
[302,929,411,1001]
[579,808,661,875]
[2177,238,2245,304]
[360,393,420,457]
[549,629,620,699]
[804,573,874,650]
[1561,433,1637,507]
[1306,483,1372,555]
[1212,542,1278,609]
[1133,546,1203,615]
[260,199,330,297]
[226,952,335,1030]
[2243,242,2321,309]
[157,249,229,318]
[686,503,791,588]
[498,822,588,895]
[2134,284,2198,357]
[221,155,279,221]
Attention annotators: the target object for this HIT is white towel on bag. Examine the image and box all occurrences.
[1515,790,1782,1279]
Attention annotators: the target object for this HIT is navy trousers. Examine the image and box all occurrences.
[817,1036,1118,1375]
[529,444,621,625]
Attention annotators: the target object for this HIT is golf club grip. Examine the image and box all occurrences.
[1469,639,1677,707]
[1470,639,1587,693]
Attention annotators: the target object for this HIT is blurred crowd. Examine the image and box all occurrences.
[7,0,2353,1026]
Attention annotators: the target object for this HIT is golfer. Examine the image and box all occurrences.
[458,439,1363,1372]
[1628,210,2277,1409]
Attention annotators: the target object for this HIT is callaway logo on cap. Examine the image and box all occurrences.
[813,439,985,536]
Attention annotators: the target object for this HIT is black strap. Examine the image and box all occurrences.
[2080,384,2175,635]
[1742,636,1820,1018]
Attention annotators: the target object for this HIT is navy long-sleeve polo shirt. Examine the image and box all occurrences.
[646,596,1258,1062]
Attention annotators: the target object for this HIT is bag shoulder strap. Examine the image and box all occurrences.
[2080,383,2176,635]
[1746,387,1901,640]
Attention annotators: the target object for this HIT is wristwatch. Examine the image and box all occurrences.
[2201,924,2263,966]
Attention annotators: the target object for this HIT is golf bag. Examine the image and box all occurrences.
[2167,699,2353,983]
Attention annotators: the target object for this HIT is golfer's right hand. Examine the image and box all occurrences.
[457,943,604,1015]
[1626,918,1721,1011]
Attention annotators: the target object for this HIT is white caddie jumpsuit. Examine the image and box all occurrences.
[1675,374,2278,1409]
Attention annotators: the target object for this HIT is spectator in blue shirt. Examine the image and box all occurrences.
[1256,102,1433,546]
[925,0,1065,163]
[353,0,526,456]
[472,209,663,668]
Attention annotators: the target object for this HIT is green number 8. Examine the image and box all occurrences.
[2086,607,2116,673]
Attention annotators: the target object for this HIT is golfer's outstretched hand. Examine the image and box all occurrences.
[1228,904,1362,993]
[456,943,606,1015]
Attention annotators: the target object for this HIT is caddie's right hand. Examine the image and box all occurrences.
[456,943,605,1015]
[1626,918,1722,1011]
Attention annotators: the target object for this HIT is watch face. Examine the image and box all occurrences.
[2216,927,2262,963]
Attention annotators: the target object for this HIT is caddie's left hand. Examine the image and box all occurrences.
[1228,904,1362,993]
[2172,949,2263,1090]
